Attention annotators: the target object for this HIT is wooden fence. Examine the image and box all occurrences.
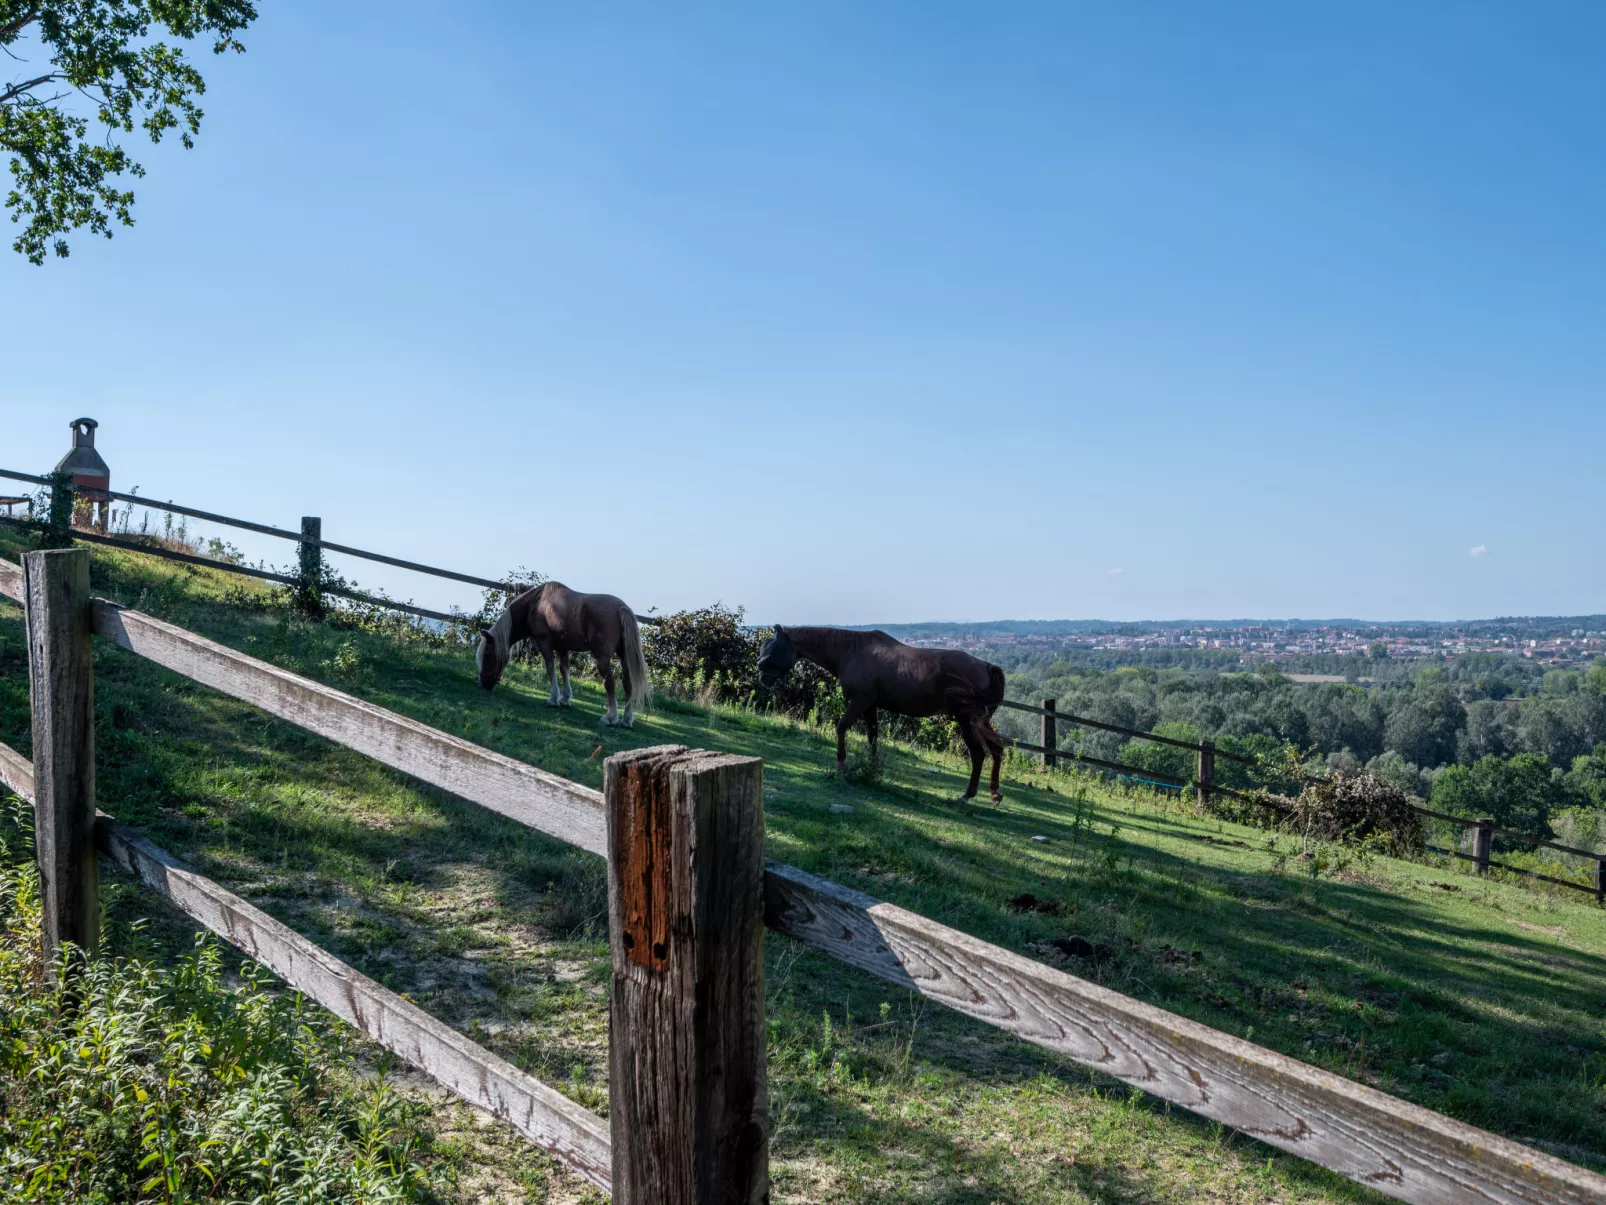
[0,466,666,627]
[995,697,1606,901]
[9,463,1604,902]
[2,548,1605,1203]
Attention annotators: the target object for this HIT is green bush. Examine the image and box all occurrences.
[0,803,441,1205]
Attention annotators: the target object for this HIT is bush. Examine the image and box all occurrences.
[641,606,845,719]
[1285,770,1424,855]
[0,802,440,1204]
[642,603,758,698]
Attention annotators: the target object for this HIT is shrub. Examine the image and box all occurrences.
[642,603,757,697]
[1285,770,1424,855]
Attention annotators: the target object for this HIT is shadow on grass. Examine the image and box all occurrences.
[1,553,1602,1184]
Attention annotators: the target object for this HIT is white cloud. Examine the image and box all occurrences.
[1468,545,1488,558]
[1108,568,1124,576]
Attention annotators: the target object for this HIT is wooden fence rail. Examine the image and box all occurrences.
[1001,695,1606,896]
[0,466,664,625]
[3,554,1606,1203]
[0,739,613,1192]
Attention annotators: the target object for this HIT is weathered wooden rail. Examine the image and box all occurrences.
[2,550,1604,1204]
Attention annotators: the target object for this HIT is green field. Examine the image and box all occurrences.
[2,534,1603,1204]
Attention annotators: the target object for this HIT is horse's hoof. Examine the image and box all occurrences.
[601,715,620,727]
[559,698,573,708]
[990,793,1004,806]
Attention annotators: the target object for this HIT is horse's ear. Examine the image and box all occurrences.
[773,624,784,637]
[479,627,492,640]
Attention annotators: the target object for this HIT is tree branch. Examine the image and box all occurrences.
[1,71,59,106]
[0,9,40,44]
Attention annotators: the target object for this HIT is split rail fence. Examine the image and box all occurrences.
[994,697,1606,900]
[7,464,1604,901]
[1,548,1603,1204]
[0,467,662,628]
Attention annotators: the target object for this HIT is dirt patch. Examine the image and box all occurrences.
[1005,892,1063,916]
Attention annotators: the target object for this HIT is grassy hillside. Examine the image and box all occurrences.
[1,533,1603,1204]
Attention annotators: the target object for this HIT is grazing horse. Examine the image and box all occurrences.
[757,625,1008,803]
[477,582,650,727]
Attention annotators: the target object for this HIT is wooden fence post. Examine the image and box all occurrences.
[1196,740,1215,808]
[45,470,75,548]
[23,548,98,968]
[1594,857,1604,905]
[1040,699,1056,769]
[298,516,323,619]
[1471,818,1493,875]
[605,745,768,1205]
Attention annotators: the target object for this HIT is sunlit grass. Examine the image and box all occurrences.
[1,532,1603,1202]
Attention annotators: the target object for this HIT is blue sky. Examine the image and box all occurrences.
[4,2,1602,624]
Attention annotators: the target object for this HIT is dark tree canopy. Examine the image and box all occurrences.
[1,0,255,263]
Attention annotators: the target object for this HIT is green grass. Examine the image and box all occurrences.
[2,533,1604,1204]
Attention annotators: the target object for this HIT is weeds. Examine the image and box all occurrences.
[0,799,444,1205]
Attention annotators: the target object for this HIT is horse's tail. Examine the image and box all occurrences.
[619,607,652,708]
[984,664,1006,718]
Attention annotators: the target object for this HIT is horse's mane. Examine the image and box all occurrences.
[488,607,515,654]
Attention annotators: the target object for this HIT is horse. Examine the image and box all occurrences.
[757,625,1008,803]
[476,582,651,727]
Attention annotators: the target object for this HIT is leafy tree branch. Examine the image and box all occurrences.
[1,0,256,264]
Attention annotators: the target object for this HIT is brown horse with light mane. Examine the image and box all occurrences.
[477,582,650,727]
[758,625,1008,803]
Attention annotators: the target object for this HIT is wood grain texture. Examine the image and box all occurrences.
[25,549,99,961]
[0,555,21,603]
[89,599,608,857]
[94,813,613,1190]
[764,861,1606,1205]
[0,740,34,800]
[606,747,769,1205]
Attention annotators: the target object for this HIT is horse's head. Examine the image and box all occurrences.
[757,624,797,689]
[476,623,509,691]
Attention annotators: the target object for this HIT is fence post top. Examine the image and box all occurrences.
[603,745,761,772]
[23,547,89,563]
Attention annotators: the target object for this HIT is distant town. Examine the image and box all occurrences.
[874,617,1606,671]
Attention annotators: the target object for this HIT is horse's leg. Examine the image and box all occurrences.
[598,647,620,726]
[864,706,879,754]
[558,651,572,706]
[538,640,559,706]
[835,693,871,774]
[618,645,636,727]
[981,719,1005,804]
[957,715,985,801]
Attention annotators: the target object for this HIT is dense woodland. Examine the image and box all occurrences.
[985,646,1606,847]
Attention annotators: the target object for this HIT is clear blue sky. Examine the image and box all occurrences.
[4,2,1602,624]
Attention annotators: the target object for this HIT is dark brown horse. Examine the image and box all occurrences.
[757,625,1008,802]
[477,582,650,727]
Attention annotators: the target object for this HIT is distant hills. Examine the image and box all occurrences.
[857,615,1606,640]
